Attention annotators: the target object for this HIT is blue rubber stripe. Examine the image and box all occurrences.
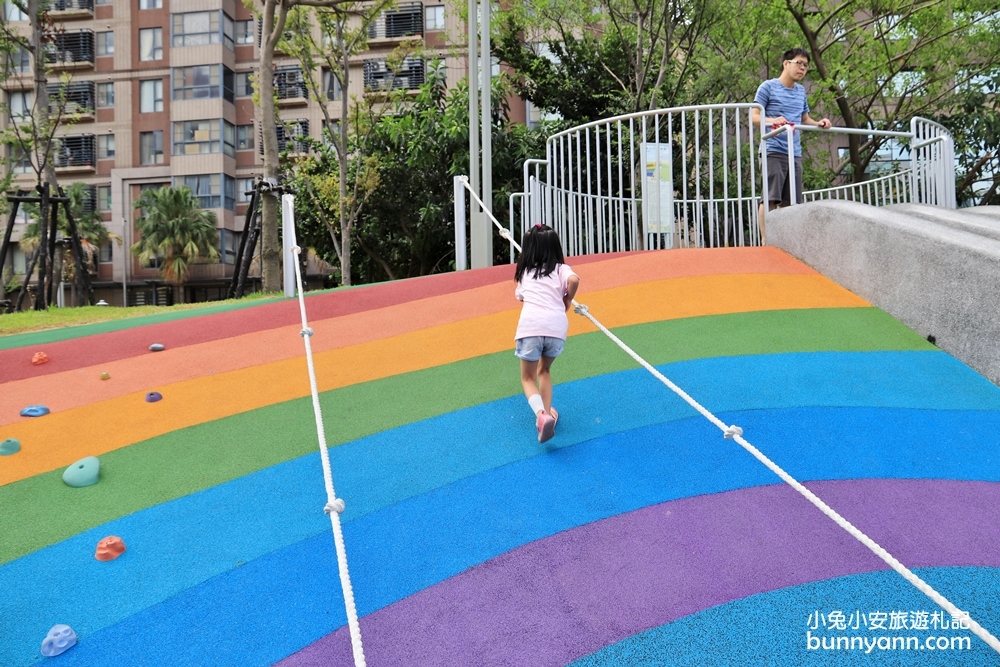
[570,567,1000,666]
[29,403,1000,667]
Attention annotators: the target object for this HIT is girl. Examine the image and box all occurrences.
[514,224,580,443]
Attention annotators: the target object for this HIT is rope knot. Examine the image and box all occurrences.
[324,498,346,515]
[573,303,589,315]
[498,228,511,240]
[300,327,314,338]
[723,425,743,439]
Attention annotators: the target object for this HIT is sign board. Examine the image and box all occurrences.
[641,142,674,242]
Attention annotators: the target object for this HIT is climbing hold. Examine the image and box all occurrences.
[20,405,50,418]
[0,438,20,455]
[62,456,100,488]
[149,343,165,352]
[100,371,110,381]
[95,536,126,562]
[146,392,162,403]
[31,352,49,365]
[40,624,77,657]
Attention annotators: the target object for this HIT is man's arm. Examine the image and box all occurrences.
[802,112,832,129]
[752,107,791,128]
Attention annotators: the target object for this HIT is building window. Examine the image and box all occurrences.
[8,46,30,73]
[140,130,164,164]
[8,91,32,120]
[140,0,161,8]
[5,1,27,21]
[173,119,235,157]
[172,11,235,50]
[425,5,444,30]
[97,31,114,56]
[237,177,255,202]
[172,64,220,100]
[218,228,241,263]
[97,82,114,107]
[323,69,342,101]
[235,19,254,45]
[139,79,163,112]
[97,185,112,211]
[236,124,254,150]
[176,174,222,208]
[95,0,111,5]
[99,239,113,262]
[139,28,163,61]
[98,134,115,159]
[9,144,31,174]
[235,72,254,97]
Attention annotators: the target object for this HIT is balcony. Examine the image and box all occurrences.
[368,2,423,40]
[53,134,96,172]
[274,67,308,106]
[363,56,424,92]
[50,0,94,20]
[44,30,95,69]
[260,119,310,155]
[47,81,95,119]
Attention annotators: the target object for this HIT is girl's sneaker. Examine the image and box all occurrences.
[537,412,556,443]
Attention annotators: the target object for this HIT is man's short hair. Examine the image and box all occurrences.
[783,48,810,63]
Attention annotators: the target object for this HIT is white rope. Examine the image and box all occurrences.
[457,176,1000,654]
[287,232,367,665]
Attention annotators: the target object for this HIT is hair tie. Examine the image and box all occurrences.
[535,223,542,228]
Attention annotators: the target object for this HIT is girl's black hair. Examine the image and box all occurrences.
[514,224,565,283]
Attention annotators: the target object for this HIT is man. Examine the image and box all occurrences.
[752,48,831,242]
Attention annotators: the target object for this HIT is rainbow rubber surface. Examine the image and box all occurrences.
[2,247,1000,666]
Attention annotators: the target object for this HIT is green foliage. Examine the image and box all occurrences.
[936,68,1000,206]
[290,72,545,284]
[130,186,219,285]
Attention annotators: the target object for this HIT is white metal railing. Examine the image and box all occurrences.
[506,105,956,260]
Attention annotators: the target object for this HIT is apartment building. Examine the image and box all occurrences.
[1,0,482,305]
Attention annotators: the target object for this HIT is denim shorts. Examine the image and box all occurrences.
[515,336,565,361]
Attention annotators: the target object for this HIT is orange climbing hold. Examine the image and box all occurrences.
[31,352,49,365]
[95,536,126,561]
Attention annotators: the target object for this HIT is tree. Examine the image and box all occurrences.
[130,186,219,302]
[255,0,353,293]
[292,70,546,283]
[281,1,409,286]
[16,182,118,303]
[937,70,1000,206]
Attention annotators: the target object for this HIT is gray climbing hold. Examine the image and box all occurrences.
[63,456,100,488]
[0,438,20,455]
[40,624,77,657]
[149,343,165,352]
[146,392,163,403]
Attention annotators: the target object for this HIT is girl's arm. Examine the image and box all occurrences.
[563,275,580,311]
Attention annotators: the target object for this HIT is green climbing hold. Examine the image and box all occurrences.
[63,456,100,488]
[0,438,20,455]
[100,372,110,381]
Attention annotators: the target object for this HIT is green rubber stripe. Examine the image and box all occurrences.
[0,307,930,565]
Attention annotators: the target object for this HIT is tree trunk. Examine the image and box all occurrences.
[337,19,351,286]
[258,0,286,293]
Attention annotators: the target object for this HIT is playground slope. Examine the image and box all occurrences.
[3,246,1000,667]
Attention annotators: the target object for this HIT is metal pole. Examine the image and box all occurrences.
[468,0,483,268]
[281,194,296,298]
[453,176,467,270]
[479,0,493,266]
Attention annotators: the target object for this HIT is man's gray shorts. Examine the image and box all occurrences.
[766,154,803,206]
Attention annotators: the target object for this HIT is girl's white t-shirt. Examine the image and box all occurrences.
[514,263,577,340]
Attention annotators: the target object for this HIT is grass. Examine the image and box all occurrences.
[0,292,277,336]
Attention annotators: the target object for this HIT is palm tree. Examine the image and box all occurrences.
[131,186,219,303]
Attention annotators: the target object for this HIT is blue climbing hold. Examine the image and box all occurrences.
[63,456,100,488]
[40,624,77,657]
[0,438,20,455]
[146,392,163,403]
[20,405,50,418]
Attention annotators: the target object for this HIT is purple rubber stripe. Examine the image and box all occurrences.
[277,478,1000,667]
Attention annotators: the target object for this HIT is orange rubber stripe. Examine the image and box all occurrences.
[0,272,867,485]
[0,247,815,426]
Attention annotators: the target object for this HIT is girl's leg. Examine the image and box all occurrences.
[536,355,556,415]
[520,358,542,408]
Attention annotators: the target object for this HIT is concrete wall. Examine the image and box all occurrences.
[767,201,1000,385]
